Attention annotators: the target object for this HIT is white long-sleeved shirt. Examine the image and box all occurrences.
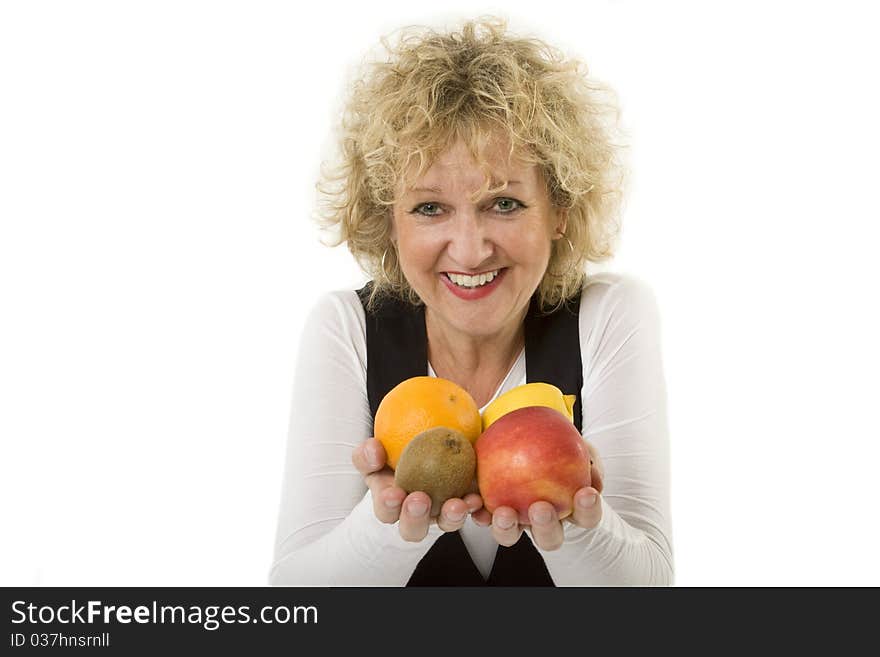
[269,271,674,586]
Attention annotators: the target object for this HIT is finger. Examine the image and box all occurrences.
[359,455,399,523]
[471,508,492,527]
[462,493,483,514]
[351,438,387,476]
[398,492,432,542]
[491,507,523,547]
[583,441,605,494]
[569,487,602,529]
[372,483,407,524]
[528,501,564,551]
[363,462,395,504]
[437,498,468,532]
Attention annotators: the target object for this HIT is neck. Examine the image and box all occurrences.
[424,306,527,378]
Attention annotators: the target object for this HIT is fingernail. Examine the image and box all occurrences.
[384,498,401,509]
[445,510,465,523]
[496,516,515,530]
[532,507,552,524]
[408,501,428,517]
[365,443,378,467]
[579,494,597,509]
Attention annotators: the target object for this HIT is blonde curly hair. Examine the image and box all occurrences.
[315,16,626,314]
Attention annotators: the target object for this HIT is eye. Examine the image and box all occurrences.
[492,197,525,213]
[410,202,443,217]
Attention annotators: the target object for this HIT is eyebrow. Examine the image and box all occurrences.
[410,180,523,193]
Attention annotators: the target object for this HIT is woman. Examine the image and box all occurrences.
[270,17,673,585]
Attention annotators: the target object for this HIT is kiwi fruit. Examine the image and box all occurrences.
[394,427,476,517]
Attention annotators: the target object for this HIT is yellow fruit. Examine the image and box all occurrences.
[481,382,576,431]
[375,376,482,470]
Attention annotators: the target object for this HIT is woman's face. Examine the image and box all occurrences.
[390,138,566,342]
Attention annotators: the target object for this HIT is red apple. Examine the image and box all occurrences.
[475,405,591,524]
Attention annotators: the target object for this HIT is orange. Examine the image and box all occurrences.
[375,376,482,470]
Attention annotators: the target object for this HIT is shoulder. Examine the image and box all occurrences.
[297,287,368,358]
[302,288,367,331]
[580,271,661,320]
[581,272,656,307]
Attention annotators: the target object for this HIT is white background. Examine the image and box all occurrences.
[2,0,878,586]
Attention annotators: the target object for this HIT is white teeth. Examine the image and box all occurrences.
[447,269,500,288]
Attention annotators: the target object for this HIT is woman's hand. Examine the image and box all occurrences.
[351,437,483,542]
[471,439,605,551]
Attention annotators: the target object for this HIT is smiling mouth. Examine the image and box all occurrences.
[442,267,506,289]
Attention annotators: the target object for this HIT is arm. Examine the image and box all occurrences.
[268,292,442,586]
[536,274,674,585]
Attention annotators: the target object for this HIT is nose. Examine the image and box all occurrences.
[445,207,495,271]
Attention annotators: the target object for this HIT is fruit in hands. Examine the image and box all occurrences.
[481,382,576,431]
[475,406,591,524]
[394,427,476,517]
[375,376,481,470]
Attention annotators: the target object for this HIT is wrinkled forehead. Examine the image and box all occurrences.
[397,130,541,199]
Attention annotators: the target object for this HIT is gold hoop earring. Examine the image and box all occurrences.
[546,235,577,278]
[380,246,393,279]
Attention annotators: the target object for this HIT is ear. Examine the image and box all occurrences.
[388,213,397,243]
[554,208,568,237]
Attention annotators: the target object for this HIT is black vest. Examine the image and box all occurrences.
[356,281,583,586]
